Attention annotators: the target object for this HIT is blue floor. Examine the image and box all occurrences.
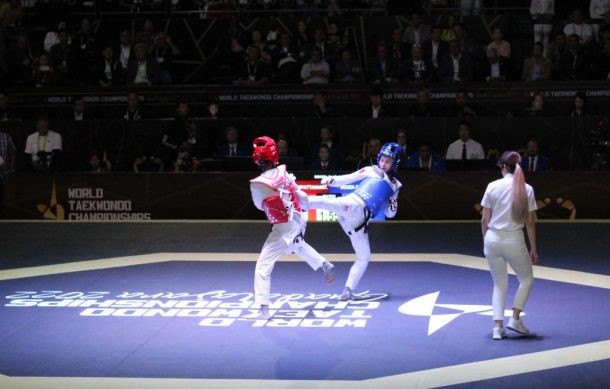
[0,260,608,381]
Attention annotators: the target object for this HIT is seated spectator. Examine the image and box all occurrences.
[68,96,87,121]
[149,32,180,84]
[310,144,340,172]
[452,23,478,60]
[454,89,478,120]
[311,92,334,118]
[461,0,481,15]
[300,47,330,84]
[389,28,408,63]
[547,32,567,79]
[123,91,143,120]
[44,20,68,53]
[235,45,271,85]
[522,42,551,81]
[441,14,457,43]
[358,138,382,169]
[445,121,484,160]
[126,43,160,85]
[306,27,337,65]
[422,24,449,71]
[215,126,249,159]
[563,9,594,45]
[334,48,362,83]
[406,142,446,172]
[521,138,551,172]
[403,13,431,46]
[161,99,198,170]
[0,127,16,174]
[530,0,555,57]
[396,129,414,164]
[368,87,393,118]
[277,139,299,157]
[49,29,75,85]
[272,31,300,84]
[8,33,38,85]
[482,47,512,82]
[309,125,343,162]
[559,34,591,80]
[202,101,220,119]
[438,39,474,83]
[487,27,511,59]
[590,0,610,22]
[24,116,62,172]
[93,44,123,87]
[266,17,281,52]
[117,29,133,72]
[522,91,552,116]
[0,91,18,120]
[368,42,401,84]
[250,29,270,64]
[593,28,610,79]
[295,19,310,60]
[87,151,110,173]
[135,19,155,49]
[403,44,435,83]
[327,21,347,52]
[31,53,58,87]
[71,17,98,84]
[570,91,590,116]
[410,87,435,117]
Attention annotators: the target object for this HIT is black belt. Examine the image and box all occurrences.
[348,208,371,235]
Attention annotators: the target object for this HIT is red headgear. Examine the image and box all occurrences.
[252,136,279,166]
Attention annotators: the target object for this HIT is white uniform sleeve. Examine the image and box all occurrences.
[527,185,538,212]
[331,166,378,187]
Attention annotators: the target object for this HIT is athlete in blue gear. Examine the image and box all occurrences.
[305,142,403,300]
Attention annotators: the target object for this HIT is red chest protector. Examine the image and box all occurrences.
[251,165,302,224]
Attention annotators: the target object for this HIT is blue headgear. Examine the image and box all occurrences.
[377,142,401,173]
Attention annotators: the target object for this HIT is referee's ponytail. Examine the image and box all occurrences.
[499,151,529,224]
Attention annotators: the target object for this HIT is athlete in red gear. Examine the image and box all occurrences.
[250,136,335,320]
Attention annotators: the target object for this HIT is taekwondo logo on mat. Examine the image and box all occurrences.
[398,291,518,335]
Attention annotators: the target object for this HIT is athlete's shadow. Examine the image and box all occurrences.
[504,333,545,341]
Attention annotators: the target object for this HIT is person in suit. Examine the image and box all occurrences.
[126,43,160,85]
[438,39,474,82]
[421,25,449,71]
[309,125,343,162]
[396,129,414,166]
[520,138,551,172]
[368,87,394,118]
[368,42,401,84]
[215,126,249,159]
[481,47,513,82]
[406,142,446,172]
[402,13,431,46]
[310,144,340,172]
[522,42,551,81]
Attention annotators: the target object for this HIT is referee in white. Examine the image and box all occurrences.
[481,151,539,340]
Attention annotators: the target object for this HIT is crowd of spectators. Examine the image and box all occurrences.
[0,0,608,176]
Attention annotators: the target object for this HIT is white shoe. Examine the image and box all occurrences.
[507,317,529,334]
[340,287,367,301]
[492,327,506,340]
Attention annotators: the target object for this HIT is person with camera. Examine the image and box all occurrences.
[24,116,62,172]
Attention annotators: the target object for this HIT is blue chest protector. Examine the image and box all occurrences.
[353,177,394,216]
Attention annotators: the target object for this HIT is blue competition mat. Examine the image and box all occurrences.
[0,260,609,380]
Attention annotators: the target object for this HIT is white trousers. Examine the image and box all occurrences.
[308,195,371,291]
[255,216,326,306]
[484,229,534,321]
